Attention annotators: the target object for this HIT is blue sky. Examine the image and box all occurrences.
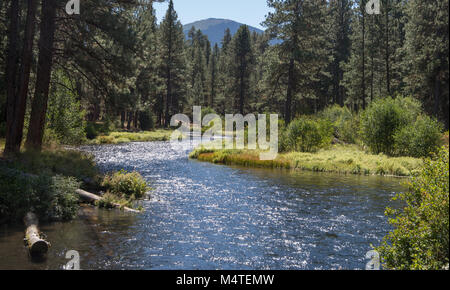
[153,0,271,30]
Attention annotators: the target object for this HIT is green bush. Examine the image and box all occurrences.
[376,147,449,270]
[45,74,87,145]
[394,115,443,158]
[0,166,80,223]
[9,150,99,184]
[138,110,155,131]
[282,117,333,153]
[86,121,114,140]
[320,105,359,143]
[102,170,148,200]
[360,96,422,155]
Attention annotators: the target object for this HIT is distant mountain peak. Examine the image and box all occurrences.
[183,18,264,46]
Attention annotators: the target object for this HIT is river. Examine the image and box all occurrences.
[0,141,405,270]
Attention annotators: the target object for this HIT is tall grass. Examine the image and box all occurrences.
[87,130,173,145]
[191,144,423,177]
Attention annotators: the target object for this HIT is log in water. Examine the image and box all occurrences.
[24,212,49,256]
[76,189,140,213]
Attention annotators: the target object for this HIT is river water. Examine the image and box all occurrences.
[0,141,405,270]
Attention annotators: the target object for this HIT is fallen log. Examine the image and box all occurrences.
[75,189,140,213]
[24,212,50,256]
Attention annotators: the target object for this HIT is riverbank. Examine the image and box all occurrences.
[190,144,423,177]
[86,129,173,145]
[0,144,148,224]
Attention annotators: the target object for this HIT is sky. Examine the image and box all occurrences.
[153,0,272,30]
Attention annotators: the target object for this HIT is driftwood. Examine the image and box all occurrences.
[75,189,140,213]
[24,212,49,256]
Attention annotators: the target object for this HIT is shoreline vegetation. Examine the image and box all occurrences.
[189,144,424,177]
[0,141,150,225]
[85,129,173,145]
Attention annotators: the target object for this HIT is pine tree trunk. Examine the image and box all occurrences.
[4,0,20,155]
[285,58,295,124]
[361,6,366,110]
[5,0,37,155]
[121,110,126,129]
[134,111,139,130]
[385,1,390,95]
[434,75,440,120]
[25,0,57,151]
[127,111,132,130]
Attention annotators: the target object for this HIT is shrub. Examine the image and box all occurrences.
[320,105,359,143]
[45,74,87,145]
[394,115,443,158]
[360,96,421,155]
[376,147,449,270]
[102,170,148,200]
[282,117,333,153]
[0,166,80,223]
[10,150,99,183]
[85,121,114,140]
[138,110,155,131]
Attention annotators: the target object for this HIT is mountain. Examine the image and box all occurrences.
[183,18,264,46]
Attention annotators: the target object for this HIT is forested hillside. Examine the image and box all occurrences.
[0,0,448,154]
[183,18,264,46]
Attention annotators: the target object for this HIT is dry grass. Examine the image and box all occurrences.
[190,144,423,177]
[87,129,174,145]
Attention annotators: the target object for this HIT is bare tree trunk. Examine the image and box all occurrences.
[25,0,57,151]
[361,5,366,110]
[4,0,20,155]
[434,75,440,120]
[134,111,139,130]
[285,58,295,124]
[121,110,126,129]
[127,111,132,130]
[385,1,390,95]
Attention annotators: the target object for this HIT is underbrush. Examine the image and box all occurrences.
[0,149,99,224]
[0,166,80,223]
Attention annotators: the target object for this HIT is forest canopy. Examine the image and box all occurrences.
[0,0,448,154]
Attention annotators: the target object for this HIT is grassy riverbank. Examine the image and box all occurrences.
[0,143,149,224]
[86,129,173,145]
[190,144,423,177]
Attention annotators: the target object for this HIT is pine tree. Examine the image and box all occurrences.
[403,0,449,127]
[342,0,369,112]
[264,0,329,121]
[229,25,254,115]
[159,0,186,126]
[328,0,352,106]
[4,0,38,154]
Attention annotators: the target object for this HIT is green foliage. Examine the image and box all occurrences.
[282,117,333,153]
[85,121,115,140]
[102,170,148,200]
[138,110,155,131]
[376,147,449,270]
[394,115,444,158]
[320,105,359,143]
[0,165,80,223]
[45,74,87,145]
[9,150,99,183]
[360,96,423,155]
